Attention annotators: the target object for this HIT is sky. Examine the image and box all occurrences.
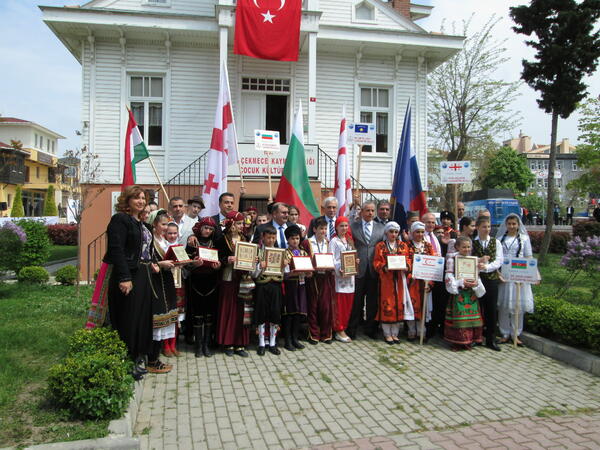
[0,0,598,155]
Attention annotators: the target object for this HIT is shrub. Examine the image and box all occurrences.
[47,224,78,245]
[10,185,24,217]
[573,220,600,240]
[67,328,128,361]
[43,185,58,216]
[47,353,134,420]
[0,222,26,272]
[55,265,79,285]
[526,295,600,353]
[15,219,51,270]
[17,266,49,284]
[528,231,570,254]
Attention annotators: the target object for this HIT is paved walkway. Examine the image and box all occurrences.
[134,337,600,450]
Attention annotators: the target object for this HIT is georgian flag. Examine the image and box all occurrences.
[121,108,150,190]
[334,105,352,217]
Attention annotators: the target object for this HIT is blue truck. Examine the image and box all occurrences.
[462,189,521,226]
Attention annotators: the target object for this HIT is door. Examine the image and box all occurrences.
[241,93,266,142]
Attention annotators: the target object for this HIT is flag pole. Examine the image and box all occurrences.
[222,62,246,193]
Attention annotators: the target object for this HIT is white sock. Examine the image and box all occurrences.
[258,324,265,347]
[269,324,278,347]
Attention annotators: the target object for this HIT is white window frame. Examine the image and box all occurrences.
[352,0,377,24]
[356,82,394,156]
[128,73,165,150]
[573,161,578,171]
[556,160,562,170]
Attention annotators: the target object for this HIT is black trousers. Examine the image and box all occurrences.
[347,270,379,338]
[428,281,448,336]
[480,277,499,343]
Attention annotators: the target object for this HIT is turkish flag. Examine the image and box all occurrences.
[234,0,302,62]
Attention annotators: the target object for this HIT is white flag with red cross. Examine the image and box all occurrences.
[202,62,239,217]
[334,105,352,217]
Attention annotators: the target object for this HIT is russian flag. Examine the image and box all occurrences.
[391,101,427,229]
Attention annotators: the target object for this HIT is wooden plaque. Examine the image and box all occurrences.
[341,250,358,276]
[164,244,192,263]
[387,255,407,270]
[455,255,479,282]
[291,256,314,272]
[234,241,258,271]
[197,246,219,263]
[263,247,285,276]
[314,253,335,270]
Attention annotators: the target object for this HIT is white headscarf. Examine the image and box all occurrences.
[384,221,401,234]
[496,213,528,240]
[410,221,425,241]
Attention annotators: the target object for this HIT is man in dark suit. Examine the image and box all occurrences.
[374,200,391,226]
[307,196,338,240]
[252,202,291,248]
[347,200,384,340]
[566,205,574,225]
[210,192,235,240]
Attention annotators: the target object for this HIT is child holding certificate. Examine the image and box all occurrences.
[373,222,413,345]
[444,236,486,351]
[252,225,283,356]
[165,222,186,356]
[407,222,434,341]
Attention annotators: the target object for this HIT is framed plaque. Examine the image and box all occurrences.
[455,256,478,282]
[387,255,407,271]
[234,242,258,271]
[264,247,285,276]
[164,244,192,263]
[341,250,358,276]
[314,253,335,270]
[198,246,219,263]
[291,256,314,272]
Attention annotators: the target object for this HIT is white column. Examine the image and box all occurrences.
[307,31,317,144]
[219,26,228,68]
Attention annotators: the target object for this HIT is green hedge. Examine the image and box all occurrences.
[55,265,79,285]
[17,266,49,284]
[526,295,600,353]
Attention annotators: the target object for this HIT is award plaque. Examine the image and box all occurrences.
[198,246,219,263]
[164,244,192,263]
[291,256,314,272]
[387,255,407,271]
[314,253,335,270]
[263,247,285,276]
[341,250,358,276]
[234,242,258,271]
[455,255,479,282]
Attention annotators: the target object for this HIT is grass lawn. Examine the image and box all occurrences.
[0,283,109,447]
[47,245,78,263]
[533,253,599,310]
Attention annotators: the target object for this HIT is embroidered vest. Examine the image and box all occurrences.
[472,238,499,280]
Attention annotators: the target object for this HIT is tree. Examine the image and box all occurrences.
[510,0,600,264]
[10,185,24,217]
[567,98,600,200]
[428,15,521,210]
[43,185,58,216]
[62,146,103,224]
[520,193,545,214]
[478,146,535,194]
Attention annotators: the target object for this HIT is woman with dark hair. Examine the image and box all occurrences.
[103,185,153,379]
[447,216,476,255]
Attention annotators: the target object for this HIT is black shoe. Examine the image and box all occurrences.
[134,357,148,374]
[292,340,305,350]
[284,341,296,351]
[486,342,501,352]
[385,339,395,345]
[132,370,144,381]
[257,346,266,356]
[268,346,281,355]
[224,347,234,356]
[308,339,319,345]
[202,344,213,358]
[234,348,249,357]
[322,339,333,345]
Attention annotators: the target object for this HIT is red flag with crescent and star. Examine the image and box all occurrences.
[234,0,302,62]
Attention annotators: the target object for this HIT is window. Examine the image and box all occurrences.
[355,1,375,21]
[537,178,544,188]
[556,161,562,170]
[34,134,38,148]
[543,178,548,188]
[51,141,55,153]
[360,87,390,153]
[241,77,290,92]
[25,166,30,182]
[130,75,164,147]
[556,178,562,188]
[573,161,578,171]
[36,167,40,179]
[46,138,50,151]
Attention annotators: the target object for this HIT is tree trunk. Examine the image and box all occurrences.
[538,110,559,265]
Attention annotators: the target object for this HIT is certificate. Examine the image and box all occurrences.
[314,253,335,270]
[455,256,478,282]
[164,244,192,263]
[198,246,219,263]
[387,255,407,271]
[291,256,314,272]
[234,242,258,271]
[264,247,285,276]
[341,250,358,276]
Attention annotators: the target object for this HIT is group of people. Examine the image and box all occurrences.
[99,186,535,380]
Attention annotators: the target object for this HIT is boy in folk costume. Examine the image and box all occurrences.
[165,222,186,356]
[444,236,486,351]
[305,217,335,344]
[406,221,434,341]
[252,225,283,356]
[373,221,414,345]
[282,225,313,352]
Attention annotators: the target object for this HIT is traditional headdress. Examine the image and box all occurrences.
[224,211,244,230]
[383,221,401,234]
[146,208,167,225]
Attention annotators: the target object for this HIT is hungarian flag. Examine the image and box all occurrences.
[234,0,302,62]
[334,106,352,217]
[275,101,319,224]
[121,108,150,190]
[202,62,239,217]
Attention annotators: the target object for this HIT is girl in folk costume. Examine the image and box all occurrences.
[406,221,434,341]
[164,222,185,356]
[373,222,414,345]
[329,216,357,343]
[186,217,221,357]
[444,236,486,351]
[146,209,179,372]
[282,225,312,352]
[216,211,251,357]
[472,215,504,351]
[306,217,336,344]
[496,213,534,345]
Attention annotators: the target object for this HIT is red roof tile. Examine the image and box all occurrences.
[0,117,31,124]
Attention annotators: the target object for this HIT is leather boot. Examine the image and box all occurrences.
[202,323,213,357]
[193,325,203,358]
[291,315,305,350]
[283,316,295,351]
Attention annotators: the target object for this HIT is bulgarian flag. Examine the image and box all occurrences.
[122,108,150,190]
[275,101,319,224]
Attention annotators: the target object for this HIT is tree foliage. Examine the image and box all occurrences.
[567,98,600,198]
[43,185,58,216]
[510,0,600,264]
[478,146,534,194]
[10,185,24,217]
[63,146,103,224]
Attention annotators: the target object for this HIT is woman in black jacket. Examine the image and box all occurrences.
[103,185,154,379]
